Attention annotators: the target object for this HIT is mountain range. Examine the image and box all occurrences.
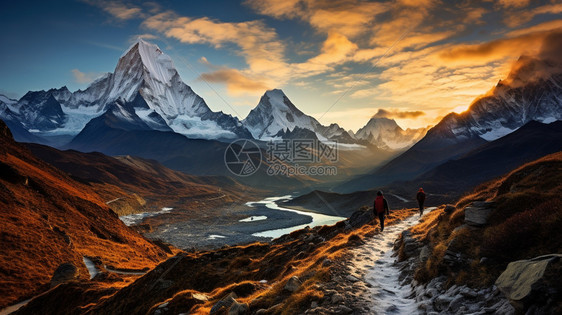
[338,36,562,193]
[0,40,423,154]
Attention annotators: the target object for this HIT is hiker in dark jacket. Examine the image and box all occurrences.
[373,191,390,232]
[417,188,426,216]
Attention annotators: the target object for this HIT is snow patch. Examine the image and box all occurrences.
[479,126,517,141]
[239,216,268,222]
[208,234,226,240]
[119,207,174,226]
[169,115,237,139]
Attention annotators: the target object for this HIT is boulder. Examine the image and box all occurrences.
[464,204,493,227]
[229,300,249,315]
[50,262,79,287]
[400,231,421,259]
[495,254,562,312]
[284,276,302,292]
[347,208,373,228]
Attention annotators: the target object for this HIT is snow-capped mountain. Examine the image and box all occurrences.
[355,117,428,150]
[340,41,562,192]
[429,52,562,144]
[2,40,252,142]
[242,89,354,143]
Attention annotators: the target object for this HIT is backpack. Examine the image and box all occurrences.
[374,196,385,214]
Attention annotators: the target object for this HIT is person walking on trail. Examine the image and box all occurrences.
[373,191,390,232]
[417,188,426,216]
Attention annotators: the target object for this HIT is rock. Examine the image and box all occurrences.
[210,292,237,314]
[433,295,453,311]
[322,259,333,267]
[311,301,318,308]
[347,208,373,228]
[442,249,465,268]
[495,254,562,312]
[334,305,353,314]
[331,293,344,303]
[284,276,302,292]
[50,262,79,287]
[419,245,431,264]
[345,275,359,282]
[472,201,495,208]
[447,295,464,313]
[460,287,478,298]
[229,300,249,315]
[400,230,421,259]
[464,203,493,227]
[444,204,456,214]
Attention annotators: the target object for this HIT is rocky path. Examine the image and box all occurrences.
[344,208,435,314]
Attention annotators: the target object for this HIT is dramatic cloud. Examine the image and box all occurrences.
[143,11,288,79]
[71,69,103,84]
[437,32,549,66]
[198,67,270,96]
[373,109,425,119]
[245,0,387,37]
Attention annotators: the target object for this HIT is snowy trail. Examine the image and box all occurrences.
[348,208,436,314]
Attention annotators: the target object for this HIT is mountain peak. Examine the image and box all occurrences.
[120,39,175,85]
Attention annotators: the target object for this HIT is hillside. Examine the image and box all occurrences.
[0,120,169,308]
[402,151,562,313]
[5,141,561,314]
[25,143,253,216]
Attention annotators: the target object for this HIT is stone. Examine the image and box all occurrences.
[210,292,237,314]
[345,275,359,282]
[495,254,562,312]
[50,262,79,287]
[447,295,464,313]
[347,208,373,228]
[284,276,302,292]
[228,300,249,315]
[444,204,456,214]
[464,204,493,227]
[433,295,453,311]
[331,293,344,303]
[334,305,353,314]
[311,301,318,308]
[419,245,431,264]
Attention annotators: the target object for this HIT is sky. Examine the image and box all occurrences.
[1,0,561,131]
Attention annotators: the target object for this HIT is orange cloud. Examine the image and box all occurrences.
[506,20,562,37]
[199,68,270,96]
[243,0,302,19]
[373,109,425,119]
[82,0,143,21]
[437,32,549,65]
[306,32,357,65]
[497,0,530,9]
[246,0,388,38]
[143,11,288,78]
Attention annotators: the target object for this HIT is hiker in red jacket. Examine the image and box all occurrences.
[373,191,390,232]
[417,188,426,216]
